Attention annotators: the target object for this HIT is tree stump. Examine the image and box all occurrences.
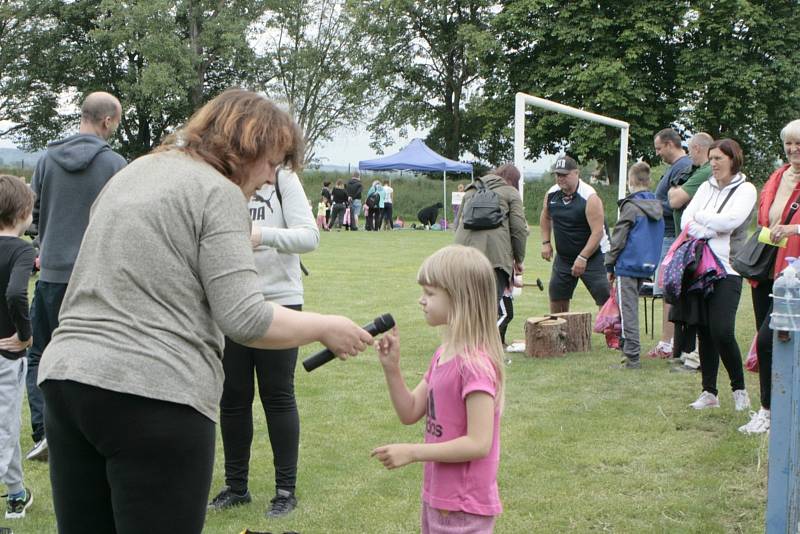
[550,312,592,353]
[525,317,567,358]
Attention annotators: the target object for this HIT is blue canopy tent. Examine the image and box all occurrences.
[358,138,473,229]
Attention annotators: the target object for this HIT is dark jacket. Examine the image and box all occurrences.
[605,191,664,278]
[345,178,363,200]
[454,175,529,277]
[31,133,127,283]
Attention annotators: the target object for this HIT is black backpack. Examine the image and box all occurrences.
[461,179,504,230]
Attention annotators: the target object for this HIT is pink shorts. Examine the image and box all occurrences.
[421,501,496,534]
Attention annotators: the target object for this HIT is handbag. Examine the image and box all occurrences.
[732,202,800,281]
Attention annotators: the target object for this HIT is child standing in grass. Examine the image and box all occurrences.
[0,175,36,519]
[604,162,664,369]
[372,244,504,533]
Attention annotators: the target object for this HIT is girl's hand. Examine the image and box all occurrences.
[376,326,400,369]
[371,443,416,469]
[0,333,31,352]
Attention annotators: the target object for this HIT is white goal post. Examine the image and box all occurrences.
[513,92,630,202]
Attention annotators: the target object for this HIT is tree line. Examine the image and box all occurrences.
[1,0,798,181]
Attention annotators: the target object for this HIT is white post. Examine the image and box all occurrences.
[514,92,630,201]
[618,127,629,200]
[514,93,526,200]
[443,170,448,230]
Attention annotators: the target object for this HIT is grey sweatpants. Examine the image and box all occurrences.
[0,356,26,495]
[617,276,644,363]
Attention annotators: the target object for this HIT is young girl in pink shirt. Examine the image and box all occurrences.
[373,244,505,533]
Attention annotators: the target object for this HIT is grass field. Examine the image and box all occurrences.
[12,229,767,534]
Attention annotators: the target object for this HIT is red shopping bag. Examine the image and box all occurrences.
[594,290,620,334]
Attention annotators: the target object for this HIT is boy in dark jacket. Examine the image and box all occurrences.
[605,162,665,369]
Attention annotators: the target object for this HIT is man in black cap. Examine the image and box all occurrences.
[540,156,610,313]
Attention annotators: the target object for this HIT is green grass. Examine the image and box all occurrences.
[14,229,766,533]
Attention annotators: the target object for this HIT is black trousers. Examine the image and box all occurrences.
[382,203,393,229]
[699,276,746,396]
[27,280,68,442]
[221,304,301,494]
[752,279,774,409]
[42,379,215,534]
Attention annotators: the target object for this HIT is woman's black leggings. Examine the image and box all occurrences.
[42,379,215,534]
[752,279,774,409]
[698,276,746,396]
[330,203,346,228]
[221,305,301,494]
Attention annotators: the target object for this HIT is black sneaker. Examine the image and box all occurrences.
[207,486,251,511]
[5,487,32,519]
[266,489,297,518]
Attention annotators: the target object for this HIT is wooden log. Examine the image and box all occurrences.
[550,312,592,353]
[525,317,567,358]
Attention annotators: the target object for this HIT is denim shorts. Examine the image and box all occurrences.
[653,237,675,296]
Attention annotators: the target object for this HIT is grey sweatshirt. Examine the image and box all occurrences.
[31,133,127,283]
[38,151,274,422]
[251,172,319,305]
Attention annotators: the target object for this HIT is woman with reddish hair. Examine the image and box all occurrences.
[36,89,373,533]
[681,138,756,412]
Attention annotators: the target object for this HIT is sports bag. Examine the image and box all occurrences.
[461,179,504,230]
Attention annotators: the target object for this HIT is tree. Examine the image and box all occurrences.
[481,0,686,181]
[356,0,498,160]
[255,0,376,165]
[678,0,800,182]
[6,0,264,158]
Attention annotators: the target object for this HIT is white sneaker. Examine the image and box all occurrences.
[732,389,751,411]
[690,391,720,410]
[25,438,48,462]
[738,408,770,434]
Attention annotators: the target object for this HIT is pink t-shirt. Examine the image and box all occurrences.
[421,347,502,517]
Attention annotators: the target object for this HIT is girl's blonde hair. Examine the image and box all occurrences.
[417,245,505,407]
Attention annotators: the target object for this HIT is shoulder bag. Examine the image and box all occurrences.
[732,201,800,281]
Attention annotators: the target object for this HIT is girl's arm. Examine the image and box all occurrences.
[377,327,428,424]
[371,391,495,469]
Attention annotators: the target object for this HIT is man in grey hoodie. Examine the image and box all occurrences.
[25,92,126,461]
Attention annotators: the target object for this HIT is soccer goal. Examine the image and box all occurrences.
[513,92,630,201]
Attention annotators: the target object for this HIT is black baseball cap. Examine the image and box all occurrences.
[554,156,578,174]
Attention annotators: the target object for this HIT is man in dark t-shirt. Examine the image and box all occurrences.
[540,156,610,313]
[649,128,692,358]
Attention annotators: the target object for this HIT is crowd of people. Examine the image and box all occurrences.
[317,172,396,231]
[0,86,797,533]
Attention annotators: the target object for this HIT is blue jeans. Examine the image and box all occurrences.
[27,280,68,442]
[652,237,675,297]
[349,199,362,230]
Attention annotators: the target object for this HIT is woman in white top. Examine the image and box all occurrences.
[381,180,394,230]
[209,171,318,516]
[681,138,756,411]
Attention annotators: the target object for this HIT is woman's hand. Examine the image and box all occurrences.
[0,333,31,352]
[250,225,262,248]
[319,315,374,359]
[770,224,796,243]
[376,326,400,369]
[371,443,416,469]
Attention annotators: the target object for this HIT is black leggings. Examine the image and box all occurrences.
[698,276,745,396]
[42,379,215,534]
[221,307,300,494]
[752,279,774,409]
[382,203,393,229]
